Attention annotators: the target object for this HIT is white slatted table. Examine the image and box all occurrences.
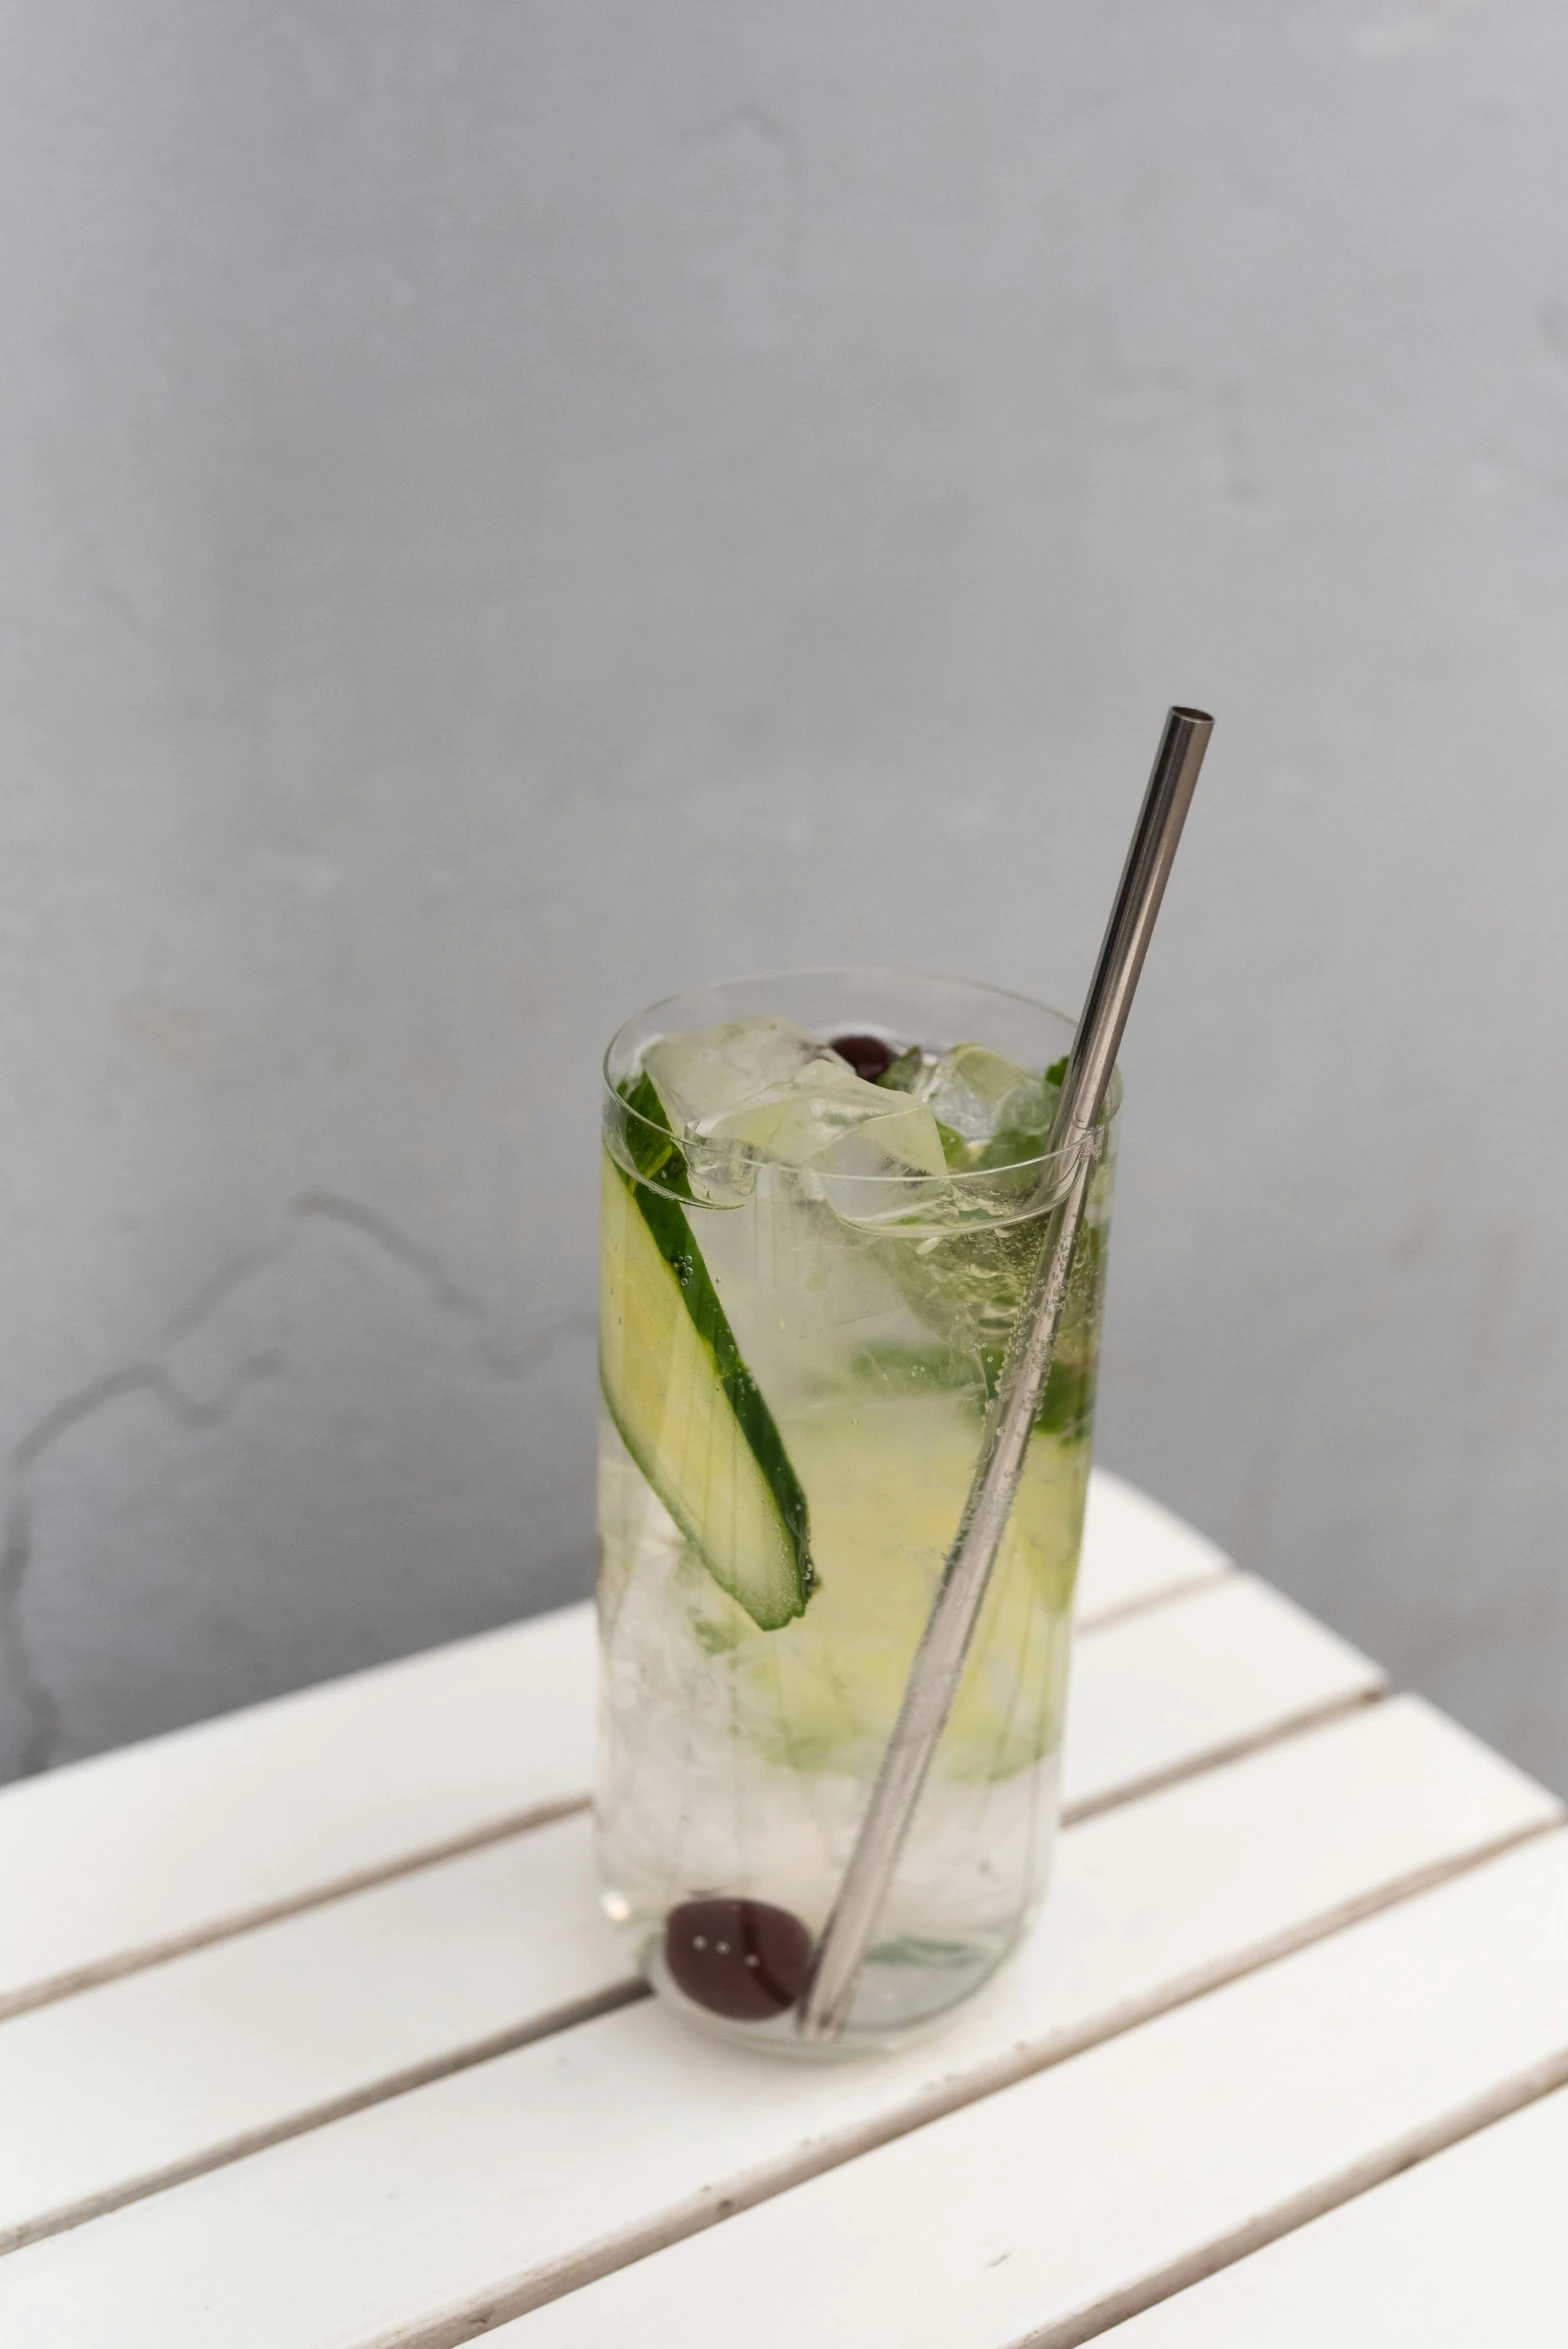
[2,1468,1563,2347]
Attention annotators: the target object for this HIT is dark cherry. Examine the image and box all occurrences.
[663,1896,814,2022]
[830,1032,896,1084]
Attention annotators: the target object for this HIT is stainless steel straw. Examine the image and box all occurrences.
[797,705,1214,2044]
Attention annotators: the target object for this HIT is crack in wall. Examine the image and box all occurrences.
[0,1358,285,1778]
[0,1193,593,1779]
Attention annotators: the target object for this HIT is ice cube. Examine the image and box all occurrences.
[919,1043,1044,1146]
[705,1056,924,1162]
[709,1056,949,1227]
[814,1100,953,1227]
[639,1018,844,1204]
[641,1019,954,1224]
[642,1017,835,1139]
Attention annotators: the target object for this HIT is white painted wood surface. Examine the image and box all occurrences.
[0,1466,1215,2019]
[1096,2084,1568,2347]
[0,1607,598,2018]
[0,1703,1551,2343]
[505,1833,1568,2349]
[1061,1573,1379,1818]
[0,1565,1381,2257]
[1,1478,1558,2349]
[0,1815,632,2255]
[1076,1468,1231,1620]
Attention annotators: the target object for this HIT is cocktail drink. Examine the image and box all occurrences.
[597,969,1117,2053]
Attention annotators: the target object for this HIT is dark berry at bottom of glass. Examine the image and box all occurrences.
[830,1032,896,1083]
[663,1897,814,2021]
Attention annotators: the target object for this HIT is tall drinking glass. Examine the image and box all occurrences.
[597,969,1117,2053]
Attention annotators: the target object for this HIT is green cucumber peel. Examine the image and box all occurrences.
[610,1073,814,1625]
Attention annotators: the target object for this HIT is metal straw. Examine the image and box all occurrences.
[797,705,1214,2044]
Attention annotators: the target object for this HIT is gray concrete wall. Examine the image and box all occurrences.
[3,1,1566,1787]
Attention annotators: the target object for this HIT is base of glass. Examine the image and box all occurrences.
[635,1920,1017,2060]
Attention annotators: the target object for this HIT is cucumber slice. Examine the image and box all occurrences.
[600,1079,813,1630]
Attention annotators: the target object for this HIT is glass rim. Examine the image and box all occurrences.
[601,962,1121,1193]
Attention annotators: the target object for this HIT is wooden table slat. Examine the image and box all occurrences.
[0,1814,629,2255]
[503,1832,1568,2349]
[0,1609,597,2018]
[0,1468,1223,2018]
[1061,1573,1380,1820]
[0,1565,1374,2254]
[1094,2082,1568,2347]
[1073,1469,1231,1621]
[0,1700,1551,2346]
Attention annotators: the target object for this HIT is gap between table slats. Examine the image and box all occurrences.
[0,1572,1382,2256]
[413,1824,1568,2348]
[0,1792,594,2024]
[0,1975,653,2256]
[1036,2057,1568,2349]
[1092,2078,1568,2347]
[0,1469,1228,2021]
[0,1700,1555,2345]
[488,1831,1568,2349]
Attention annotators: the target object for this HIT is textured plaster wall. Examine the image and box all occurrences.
[2,1,1567,1786]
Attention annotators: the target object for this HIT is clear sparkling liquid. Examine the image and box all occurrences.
[597,1151,1103,2051]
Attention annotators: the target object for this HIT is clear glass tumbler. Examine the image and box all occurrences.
[596,969,1117,2054]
